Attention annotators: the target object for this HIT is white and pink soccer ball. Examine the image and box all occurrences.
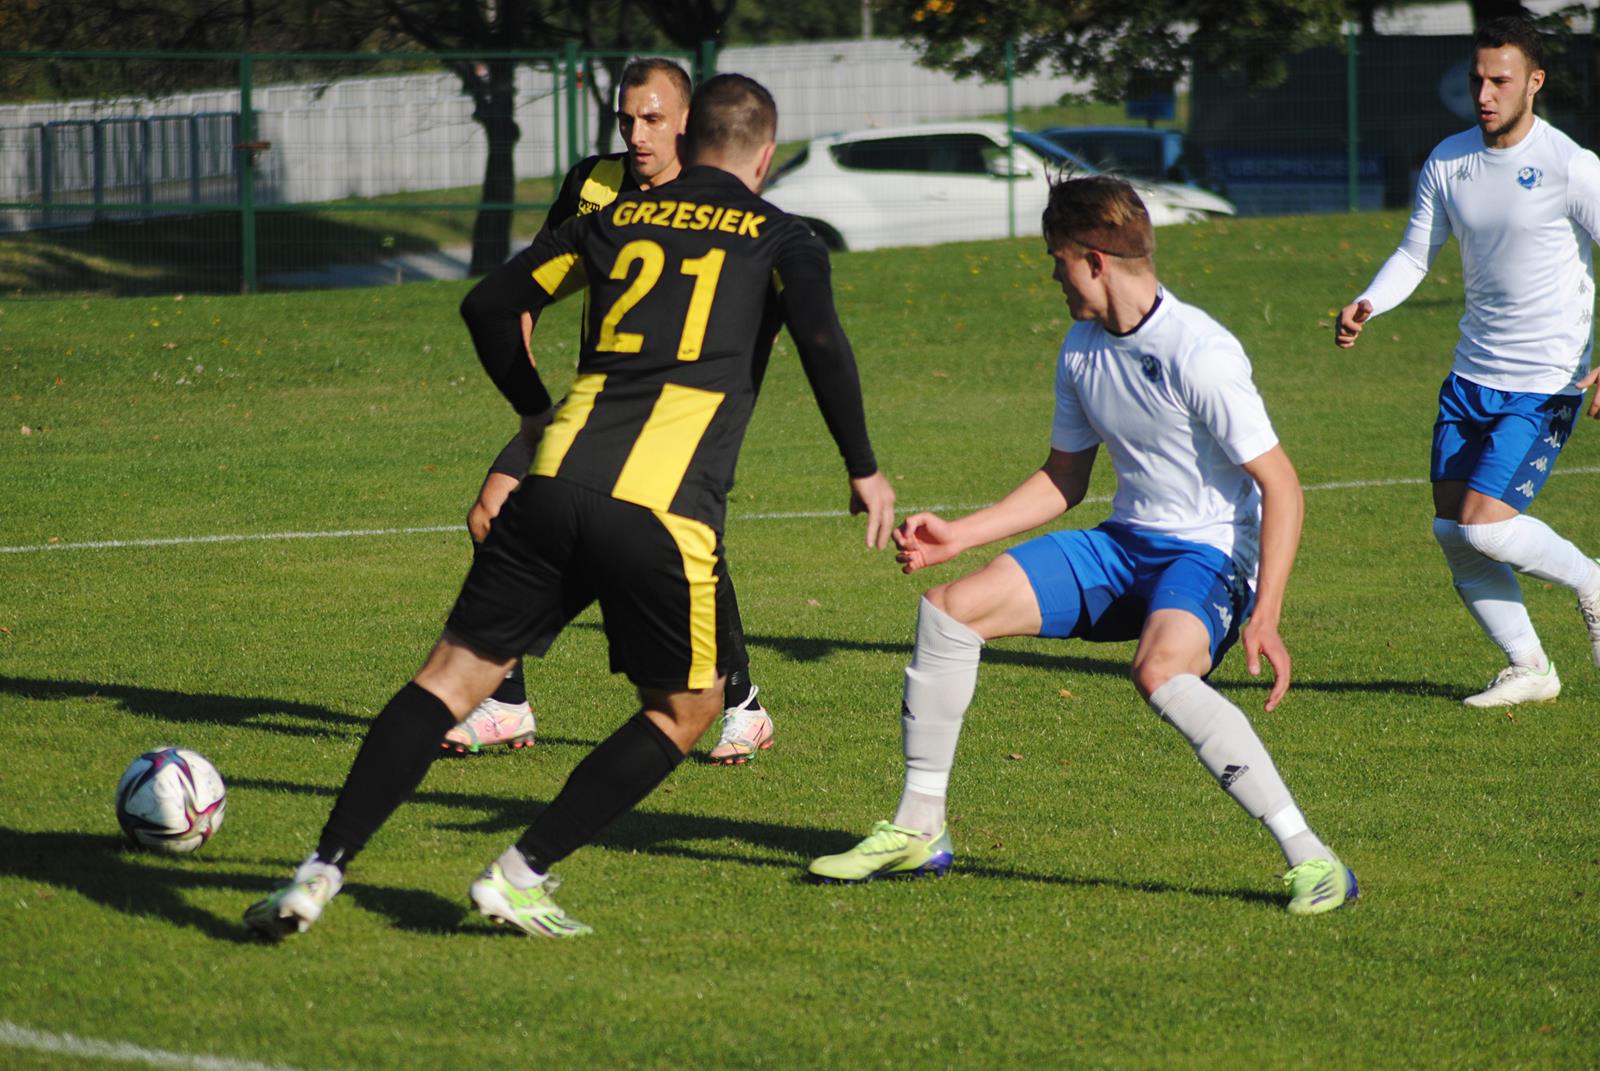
[114,747,227,854]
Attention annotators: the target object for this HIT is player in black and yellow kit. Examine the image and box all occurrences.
[447,58,778,765]
[245,74,896,940]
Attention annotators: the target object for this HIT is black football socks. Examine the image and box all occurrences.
[315,682,453,870]
[516,711,682,873]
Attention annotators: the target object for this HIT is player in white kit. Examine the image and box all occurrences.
[1337,16,1600,708]
[808,175,1357,916]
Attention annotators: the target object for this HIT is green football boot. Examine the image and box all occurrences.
[1283,857,1359,916]
[807,820,954,884]
[469,862,593,938]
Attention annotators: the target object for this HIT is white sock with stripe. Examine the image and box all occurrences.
[893,597,983,837]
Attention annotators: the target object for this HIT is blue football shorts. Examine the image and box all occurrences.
[1006,521,1255,669]
[1431,372,1580,508]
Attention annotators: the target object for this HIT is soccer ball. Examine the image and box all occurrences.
[114,747,227,854]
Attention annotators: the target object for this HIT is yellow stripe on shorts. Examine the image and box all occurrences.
[651,509,720,690]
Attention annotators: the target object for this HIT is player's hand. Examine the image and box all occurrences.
[1242,617,1291,712]
[893,512,961,573]
[466,472,523,545]
[1334,300,1371,349]
[849,471,897,549]
[1579,367,1600,419]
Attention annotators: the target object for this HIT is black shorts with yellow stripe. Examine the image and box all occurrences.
[445,475,731,691]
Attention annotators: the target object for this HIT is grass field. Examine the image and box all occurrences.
[2,210,1598,1070]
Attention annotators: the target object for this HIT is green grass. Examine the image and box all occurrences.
[0,175,564,297]
[3,211,1599,1069]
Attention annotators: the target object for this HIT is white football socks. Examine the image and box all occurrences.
[496,845,544,889]
[1434,517,1546,669]
[892,597,983,837]
[1458,515,1600,597]
[1148,674,1332,868]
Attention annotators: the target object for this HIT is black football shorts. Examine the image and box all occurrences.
[445,476,731,690]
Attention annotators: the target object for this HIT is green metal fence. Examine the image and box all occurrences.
[0,46,700,296]
[6,32,1600,298]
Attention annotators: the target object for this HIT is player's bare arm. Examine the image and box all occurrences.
[894,447,1096,574]
[467,472,523,544]
[1335,299,1372,349]
[1237,444,1304,711]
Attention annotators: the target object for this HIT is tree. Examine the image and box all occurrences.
[879,0,1348,102]
[334,0,573,272]
[8,0,740,272]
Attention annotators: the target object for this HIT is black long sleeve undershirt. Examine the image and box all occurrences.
[459,255,555,417]
[774,247,877,479]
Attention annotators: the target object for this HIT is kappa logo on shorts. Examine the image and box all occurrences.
[1515,480,1537,498]
[1138,354,1162,384]
[1213,602,1234,632]
[1517,166,1543,190]
[1219,763,1250,788]
[1530,455,1550,473]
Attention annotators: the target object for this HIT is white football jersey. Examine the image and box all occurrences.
[1051,290,1280,571]
[1358,117,1600,395]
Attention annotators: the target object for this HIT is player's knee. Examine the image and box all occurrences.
[929,583,989,632]
[1459,517,1516,561]
[1129,654,1182,700]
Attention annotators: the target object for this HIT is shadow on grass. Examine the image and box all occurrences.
[572,621,1461,701]
[229,776,1282,915]
[0,826,466,941]
[561,619,1136,680]
[0,827,287,942]
[0,675,370,738]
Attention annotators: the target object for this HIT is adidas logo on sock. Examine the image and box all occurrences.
[1219,763,1250,788]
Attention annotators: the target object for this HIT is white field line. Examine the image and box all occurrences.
[4,467,1600,556]
[0,1021,330,1071]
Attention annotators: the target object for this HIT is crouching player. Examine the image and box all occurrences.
[809,175,1357,915]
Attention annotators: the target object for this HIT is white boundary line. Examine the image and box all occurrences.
[0,1021,330,1071]
[4,467,1599,556]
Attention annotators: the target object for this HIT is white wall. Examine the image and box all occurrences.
[0,40,1090,230]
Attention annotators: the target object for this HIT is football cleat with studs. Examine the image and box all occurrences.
[807,821,954,884]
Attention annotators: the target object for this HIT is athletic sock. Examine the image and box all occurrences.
[723,665,755,711]
[315,681,454,870]
[1263,804,1332,869]
[516,712,682,873]
[490,660,527,706]
[891,597,983,837]
[1147,674,1332,868]
[1460,515,1600,596]
[495,844,543,889]
[1434,518,1546,668]
[893,789,948,838]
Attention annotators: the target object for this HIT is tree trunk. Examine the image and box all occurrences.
[469,59,520,274]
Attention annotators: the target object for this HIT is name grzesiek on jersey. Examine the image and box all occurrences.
[612,199,767,236]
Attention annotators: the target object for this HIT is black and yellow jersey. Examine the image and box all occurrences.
[548,153,635,228]
[462,164,877,531]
